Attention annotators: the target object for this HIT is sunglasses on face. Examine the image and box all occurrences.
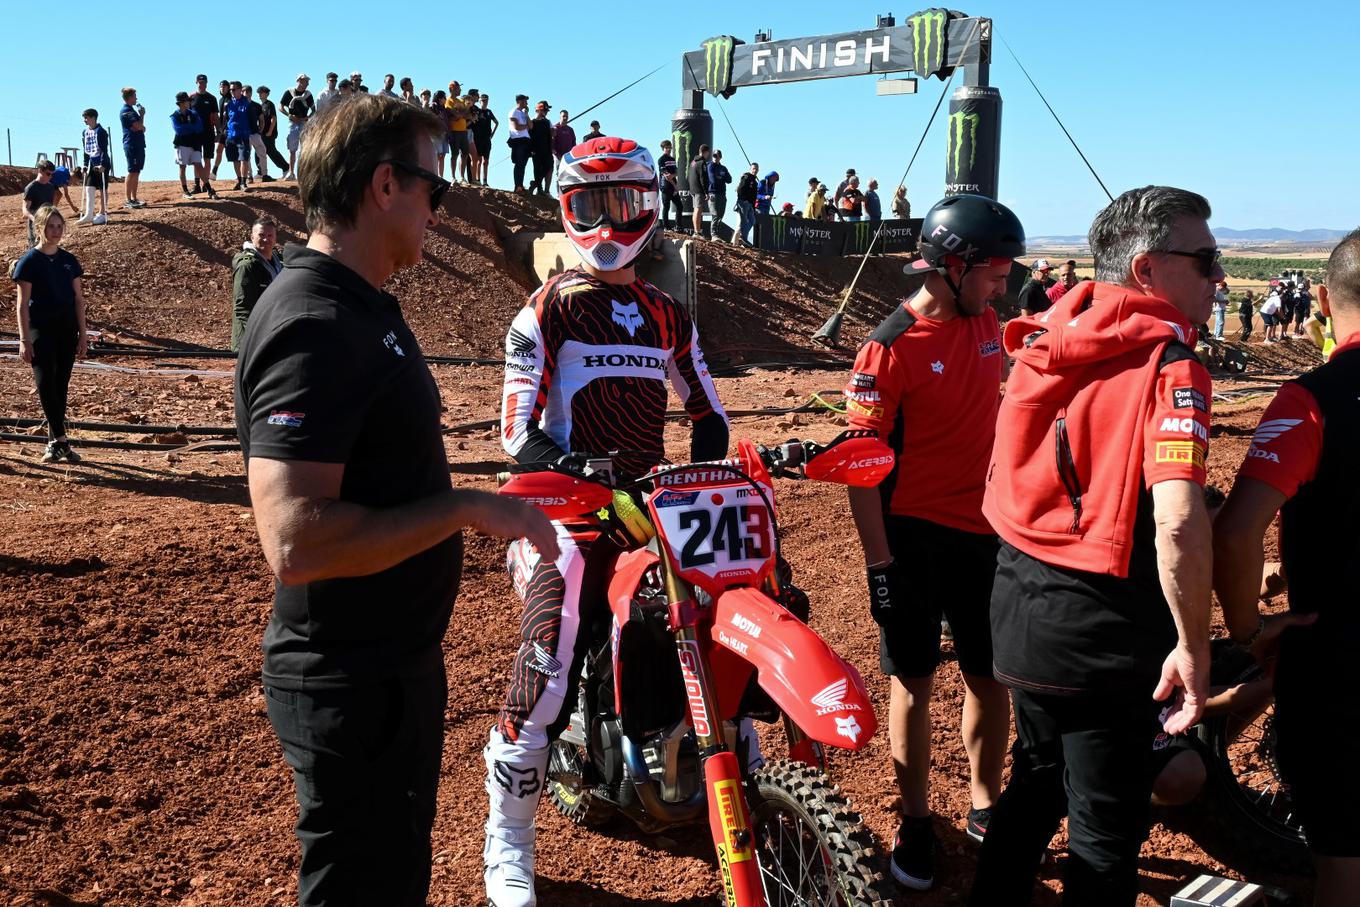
[383,159,451,211]
[1162,247,1222,277]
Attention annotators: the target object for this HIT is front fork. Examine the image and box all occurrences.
[660,548,764,906]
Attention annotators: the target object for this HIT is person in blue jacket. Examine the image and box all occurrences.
[222,81,254,192]
[706,149,732,235]
[756,170,779,214]
[170,92,218,199]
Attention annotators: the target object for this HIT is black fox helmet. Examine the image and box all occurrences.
[912,194,1026,272]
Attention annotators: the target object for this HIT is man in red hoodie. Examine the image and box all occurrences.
[969,186,1222,906]
[845,194,1026,891]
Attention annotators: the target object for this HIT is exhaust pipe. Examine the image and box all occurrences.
[620,735,706,824]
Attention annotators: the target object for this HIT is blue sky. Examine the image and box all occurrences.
[2,0,1355,236]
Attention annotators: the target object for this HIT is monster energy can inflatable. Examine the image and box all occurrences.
[671,107,713,215]
[944,85,1001,199]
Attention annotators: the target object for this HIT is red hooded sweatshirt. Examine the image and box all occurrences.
[984,281,1212,579]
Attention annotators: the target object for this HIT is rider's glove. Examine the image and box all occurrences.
[866,559,905,628]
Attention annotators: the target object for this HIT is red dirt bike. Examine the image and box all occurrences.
[499,431,896,906]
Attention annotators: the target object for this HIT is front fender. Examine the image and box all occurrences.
[711,587,877,751]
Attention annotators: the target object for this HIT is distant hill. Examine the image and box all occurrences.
[1030,227,1350,249]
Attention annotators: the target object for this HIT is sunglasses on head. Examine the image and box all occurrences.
[1162,247,1222,277]
[382,159,451,211]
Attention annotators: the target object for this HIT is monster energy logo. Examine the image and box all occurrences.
[852,221,873,252]
[909,8,949,79]
[772,215,789,248]
[947,110,980,178]
[703,36,735,95]
[672,128,692,178]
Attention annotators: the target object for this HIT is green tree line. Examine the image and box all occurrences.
[1221,257,1326,282]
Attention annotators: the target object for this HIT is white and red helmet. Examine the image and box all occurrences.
[557,136,660,271]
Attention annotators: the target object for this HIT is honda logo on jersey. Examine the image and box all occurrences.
[612,300,644,337]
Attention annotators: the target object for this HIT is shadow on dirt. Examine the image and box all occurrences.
[0,455,249,506]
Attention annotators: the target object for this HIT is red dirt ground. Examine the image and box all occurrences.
[0,177,1327,906]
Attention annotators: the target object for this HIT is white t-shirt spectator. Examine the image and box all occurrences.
[508,107,530,140]
[316,88,339,111]
[1260,294,1281,316]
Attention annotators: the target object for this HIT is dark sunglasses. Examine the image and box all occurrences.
[382,159,451,211]
[1162,247,1222,277]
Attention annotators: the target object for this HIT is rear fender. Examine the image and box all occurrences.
[710,587,876,751]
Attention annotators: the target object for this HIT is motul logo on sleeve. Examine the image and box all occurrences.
[1158,416,1209,442]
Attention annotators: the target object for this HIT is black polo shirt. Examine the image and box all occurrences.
[234,245,462,689]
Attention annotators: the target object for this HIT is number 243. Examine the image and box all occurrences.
[677,505,769,568]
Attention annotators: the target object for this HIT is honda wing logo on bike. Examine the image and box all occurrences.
[811,677,864,716]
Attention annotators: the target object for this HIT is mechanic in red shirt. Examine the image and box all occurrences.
[1213,229,1360,907]
[969,186,1222,906]
[845,194,1026,891]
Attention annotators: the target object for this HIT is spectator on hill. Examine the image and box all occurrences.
[733,161,758,245]
[171,92,218,199]
[337,79,353,97]
[656,138,674,172]
[838,176,864,221]
[12,205,88,463]
[280,75,315,181]
[1239,289,1255,341]
[528,100,554,196]
[316,72,340,111]
[1293,282,1311,337]
[1212,279,1229,339]
[688,144,712,237]
[349,70,367,93]
[77,108,111,226]
[707,149,732,234]
[378,74,398,99]
[552,110,576,178]
[235,94,552,907]
[474,95,497,185]
[1018,259,1055,316]
[189,74,218,195]
[892,184,911,220]
[256,87,291,178]
[659,159,682,231]
[1047,259,1079,306]
[583,120,603,141]
[230,215,284,351]
[118,87,146,209]
[211,79,232,179]
[419,88,431,107]
[463,91,484,186]
[1260,288,1282,342]
[865,178,882,222]
[242,86,273,182]
[21,162,58,247]
[400,78,417,105]
[805,181,827,221]
[834,167,856,210]
[429,91,450,178]
[444,82,470,182]
[507,94,531,193]
[222,81,254,192]
[755,170,778,215]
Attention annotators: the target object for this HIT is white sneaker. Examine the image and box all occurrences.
[75,214,93,225]
[91,213,107,226]
[484,825,536,907]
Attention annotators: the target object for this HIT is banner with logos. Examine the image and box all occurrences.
[755,216,923,256]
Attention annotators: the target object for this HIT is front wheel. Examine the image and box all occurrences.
[746,759,892,907]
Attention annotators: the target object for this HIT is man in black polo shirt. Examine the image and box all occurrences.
[1214,229,1360,907]
[1017,258,1056,316]
[188,74,218,194]
[234,93,556,907]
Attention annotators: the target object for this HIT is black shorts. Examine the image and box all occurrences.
[84,167,107,190]
[224,138,250,162]
[1274,689,1360,856]
[879,515,998,679]
[475,136,491,157]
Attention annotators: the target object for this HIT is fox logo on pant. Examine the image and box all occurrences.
[493,762,542,798]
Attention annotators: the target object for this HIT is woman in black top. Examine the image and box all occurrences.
[12,205,88,463]
[1238,289,1255,341]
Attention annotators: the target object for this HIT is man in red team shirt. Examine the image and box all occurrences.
[845,194,1026,891]
[970,186,1221,906]
[1214,229,1360,907]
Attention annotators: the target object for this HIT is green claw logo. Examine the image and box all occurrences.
[703,36,735,96]
[672,128,692,177]
[854,221,873,252]
[773,215,788,248]
[947,111,980,178]
[909,9,948,79]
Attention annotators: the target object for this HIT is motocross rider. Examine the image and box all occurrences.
[484,135,729,907]
[845,194,1025,891]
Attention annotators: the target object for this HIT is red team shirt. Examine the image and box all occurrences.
[844,301,1004,534]
[1237,333,1360,496]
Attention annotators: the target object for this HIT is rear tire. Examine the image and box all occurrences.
[746,759,892,907]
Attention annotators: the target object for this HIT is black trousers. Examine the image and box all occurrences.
[30,319,78,440]
[259,133,290,173]
[1239,314,1253,340]
[531,152,553,192]
[508,137,531,189]
[265,667,447,907]
[660,189,684,230]
[969,688,1160,906]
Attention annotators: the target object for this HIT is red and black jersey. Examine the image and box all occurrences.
[501,268,726,476]
[844,300,1004,534]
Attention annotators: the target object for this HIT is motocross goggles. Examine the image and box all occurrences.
[562,184,659,232]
